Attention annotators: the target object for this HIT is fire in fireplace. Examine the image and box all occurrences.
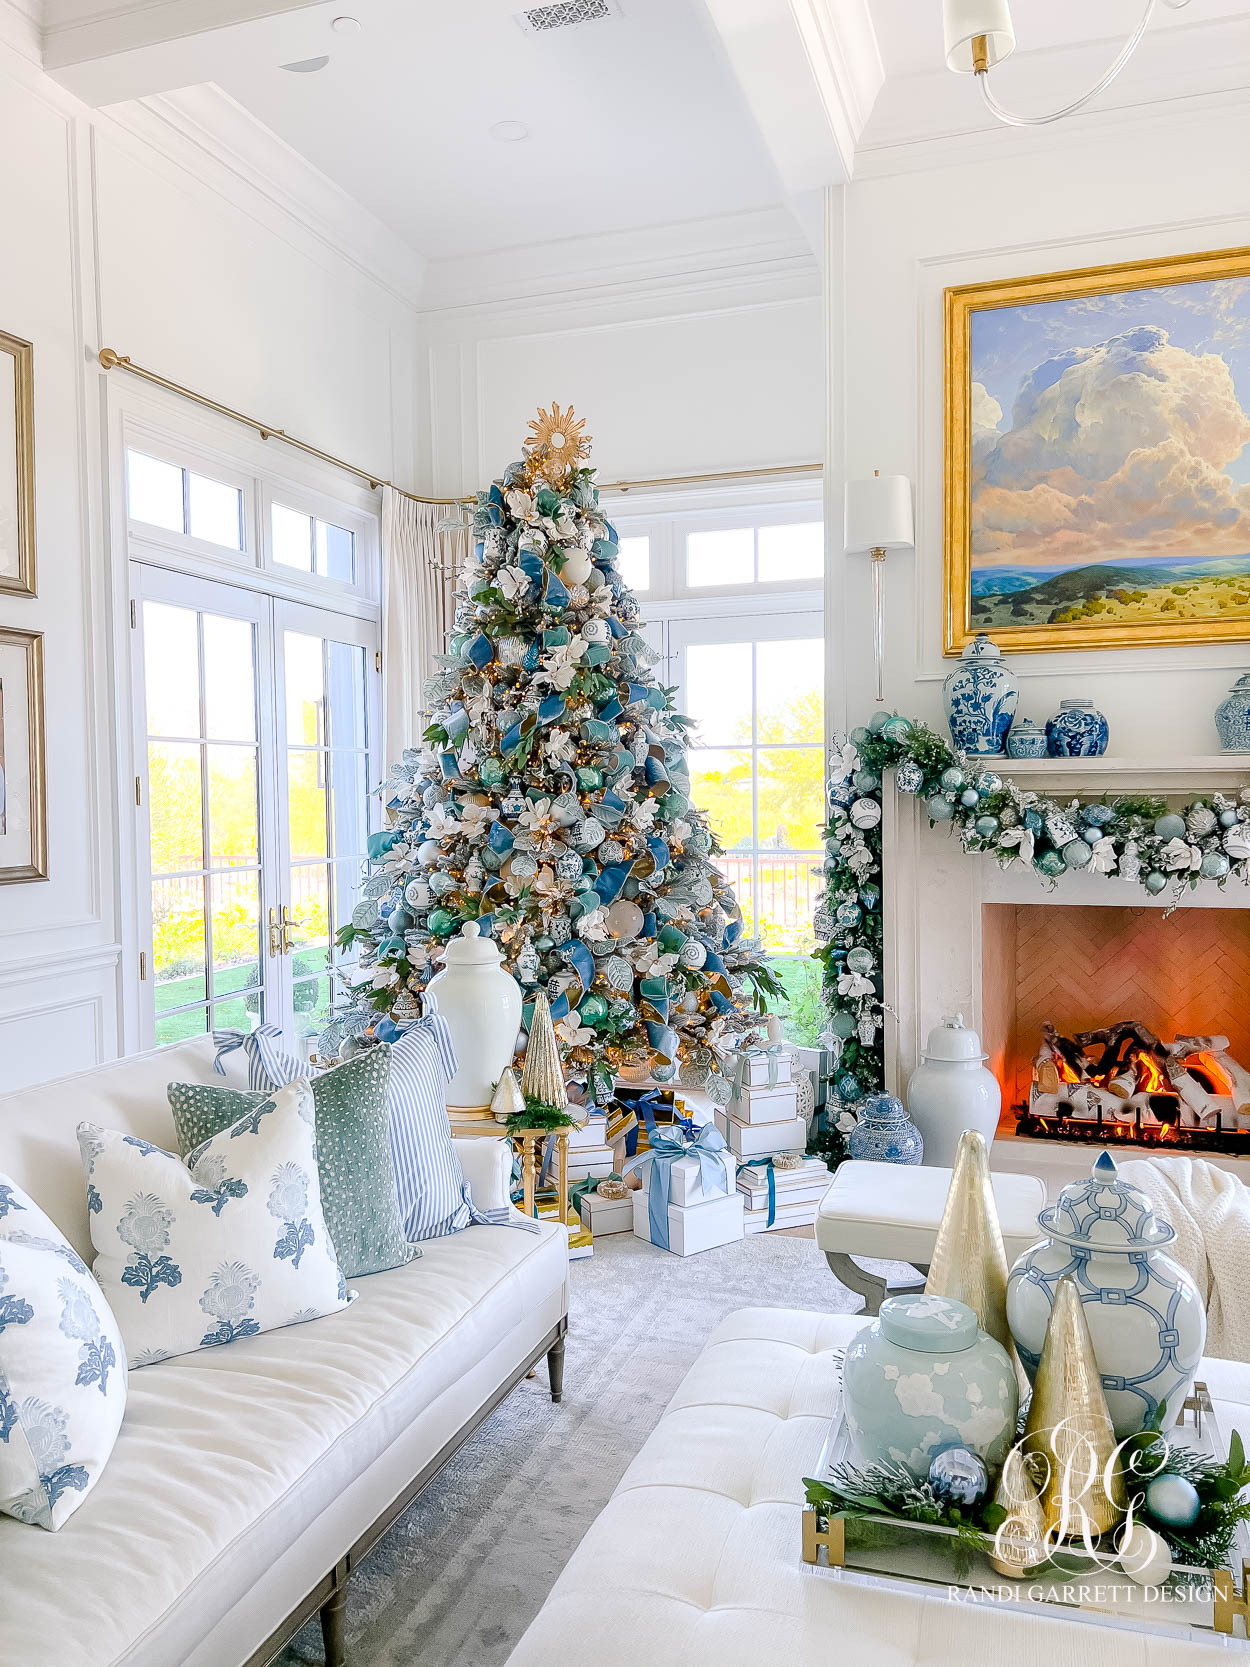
[1017,1021,1250,1153]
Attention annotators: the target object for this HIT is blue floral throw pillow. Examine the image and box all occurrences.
[0,1177,127,1530]
[79,1080,351,1369]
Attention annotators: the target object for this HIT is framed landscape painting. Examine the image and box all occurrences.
[0,627,47,884]
[0,328,35,598]
[945,247,1250,654]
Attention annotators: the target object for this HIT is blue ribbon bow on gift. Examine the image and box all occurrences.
[740,1156,778,1227]
[731,1042,787,1092]
[622,1122,730,1252]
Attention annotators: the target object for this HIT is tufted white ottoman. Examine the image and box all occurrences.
[508,1308,1247,1667]
[816,1160,1047,1313]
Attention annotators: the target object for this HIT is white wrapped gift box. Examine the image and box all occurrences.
[665,1147,737,1207]
[727,1081,800,1125]
[731,1047,792,1089]
[737,1155,829,1208]
[576,1191,634,1235]
[714,1108,807,1158]
[743,1199,820,1234]
[631,1188,744,1256]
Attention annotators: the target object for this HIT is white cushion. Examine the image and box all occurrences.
[80,1082,350,1367]
[815,1160,1046,1263]
[0,1216,567,1667]
[508,1307,1248,1667]
[0,1180,126,1530]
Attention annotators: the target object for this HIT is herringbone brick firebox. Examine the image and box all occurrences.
[981,903,1250,1120]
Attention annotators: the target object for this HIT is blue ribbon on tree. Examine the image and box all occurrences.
[367,829,401,860]
[731,1042,788,1091]
[622,1123,731,1252]
[644,1020,679,1063]
[561,940,596,992]
[740,1156,777,1227]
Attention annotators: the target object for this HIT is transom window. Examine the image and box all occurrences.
[127,450,244,550]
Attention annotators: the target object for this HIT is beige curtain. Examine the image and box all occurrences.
[381,487,463,758]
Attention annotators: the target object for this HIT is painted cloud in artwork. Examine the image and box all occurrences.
[971,325,1250,563]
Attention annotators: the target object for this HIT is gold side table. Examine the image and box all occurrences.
[511,1127,571,1225]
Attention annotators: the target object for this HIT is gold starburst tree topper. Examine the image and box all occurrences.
[524,402,591,486]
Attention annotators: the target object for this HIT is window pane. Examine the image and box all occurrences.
[152,876,205,997]
[293,975,331,1042]
[687,528,753,587]
[759,521,822,581]
[203,615,256,742]
[148,742,202,874]
[210,871,260,976]
[757,748,825,849]
[315,520,356,583]
[716,853,755,936]
[273,503,313,570]
[756,638,823,744]
[156,1006,208,1047]
[212,988,262,1033]
[616,536,650,592]
[685,642,751,745]
[206,746,258,868]
[143,603,200,737]
[288,751,328,859]
[285,633,324,744]
[332,860,363,959]
[329,751,367,862]
[755,858,820,955]
[325,640,367,750]
[188,473,243,549]
[687,747,753,850]
[290,866,330,959]
[128,451,184,533]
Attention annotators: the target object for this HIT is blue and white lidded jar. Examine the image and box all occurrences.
[842,1294,1019,1477]
[1215,674,1250,752]
[847,1093,923,1165]
[1006,1150,1206,1439]
[1006,717,1048,759]
[1046,699,1109,757]
[943,634,1019,756]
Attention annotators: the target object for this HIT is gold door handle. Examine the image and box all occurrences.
[268,906,283,958]
[280,905,295,955]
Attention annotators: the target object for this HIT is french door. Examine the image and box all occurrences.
[131,564,380,1056]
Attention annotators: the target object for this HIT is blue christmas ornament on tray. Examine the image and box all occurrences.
[847,1094,923,1165]
[942,634,1018,756]
[928,1444,988,1505]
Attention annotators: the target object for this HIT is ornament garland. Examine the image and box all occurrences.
[812,712,1250,1164]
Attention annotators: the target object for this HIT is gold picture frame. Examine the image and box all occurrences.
[944,245,1250,656]
[0,627,47,884]
[0,329,35,598]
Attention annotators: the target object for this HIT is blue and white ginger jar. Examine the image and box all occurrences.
[943,634,1019,756]
[842,1294,1018,1477]
[1046,699,1109,757]
[1215,674,1250,752]
[1006,718,1048,759]
[847,1093,923,1165]
[1006,1151,1205,1438]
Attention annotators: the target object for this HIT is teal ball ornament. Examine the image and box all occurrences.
[927,796,955,822]
[829,1009,857,1040]
[826,839,843,859]
[1034,848,1065,879]
[1083,827,1101,845]
[1220,808,1239,828]
[850,726,871,745]
[853,767,882,793]
[1145,1474,1200,1528]
[479,757,506,788]
[837,1072,860,1100]
[960,789,980,808]
[1084,803,1114,827]
[578,992,609,1024]
[978,772,1003,795]
[1063,838,1093,868]
[1145,870,1168,894]
[846,947,876,975]
[940,767,965,791]
[1202,850,1231,879]
[882,716,912,743]
[1154,813,1187,841]
[974,816,999,838]
[868,712,891,734]
[426,908,454,934]
[859,884,881,911]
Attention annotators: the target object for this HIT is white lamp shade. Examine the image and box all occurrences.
[942,0,1015,73]
[844,474,914,553]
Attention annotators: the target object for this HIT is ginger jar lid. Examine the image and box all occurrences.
[961,633,1002,661]
[879,1293,978,1353]
[921,1013,988,1063]
[1037,1150,1175,1250]
[439,920,502,968]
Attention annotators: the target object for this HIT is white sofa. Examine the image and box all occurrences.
[0,1037,569,1667]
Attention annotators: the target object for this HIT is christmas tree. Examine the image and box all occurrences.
[336,405,780,1102]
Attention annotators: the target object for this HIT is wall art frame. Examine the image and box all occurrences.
[0,626,48,883]
[0,328,36,598]
[945,245,1250,656]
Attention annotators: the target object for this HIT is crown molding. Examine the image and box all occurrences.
[104,84,425,308]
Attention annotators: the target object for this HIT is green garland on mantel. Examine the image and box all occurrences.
[809,713,1250,1166]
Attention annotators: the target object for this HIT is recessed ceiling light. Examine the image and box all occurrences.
[490,120,529,142]
[280,54,330,73]
[330,15,362,34]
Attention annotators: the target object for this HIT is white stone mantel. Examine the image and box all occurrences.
[882,755,1250,1096]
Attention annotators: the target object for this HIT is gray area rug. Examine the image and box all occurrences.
[282,1230,873,1667]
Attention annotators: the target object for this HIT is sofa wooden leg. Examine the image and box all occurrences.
[547,1333,566,1404]
[320,1564,349,1667]
[824,1252,927,1316]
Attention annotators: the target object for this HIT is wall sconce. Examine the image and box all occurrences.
[844,470,914,704]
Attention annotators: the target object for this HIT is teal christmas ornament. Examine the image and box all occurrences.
[1034,848,1065,879]
[828,1010,857,1040]
[978,772,1003,794]
[426,908,454,934]
[940,767,965,791]
[1154,813,1187,841]
[868,711,891,734]
[974,816,999,838]
[1202,850,1231,878]
[881,716,912,743]
[1063,838,1093,868]
[927,796,955,821]
[960,789,980,808]
[1220,808,1240,828]
[850,726,871,745]
[1084,803,1114,827]
[1145,870,1168,894]
[853,767,882,793]
[1144,1474,1201,1528]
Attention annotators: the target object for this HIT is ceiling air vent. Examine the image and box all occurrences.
[515,0,618,35]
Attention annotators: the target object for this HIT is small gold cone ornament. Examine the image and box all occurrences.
[924,1129,1011,1354]
[520,992,569,1110]
[987,1444,1048,1577]
[1023,1275,1125,1540]
[490,1067,525,1125]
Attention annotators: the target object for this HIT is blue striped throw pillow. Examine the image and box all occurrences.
[388,1015,477,1240]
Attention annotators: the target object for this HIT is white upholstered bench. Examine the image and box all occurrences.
[507,1307,1248,1667]
[815,1159,1047,1312]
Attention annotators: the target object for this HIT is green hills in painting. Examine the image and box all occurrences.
[970,557,1250,629]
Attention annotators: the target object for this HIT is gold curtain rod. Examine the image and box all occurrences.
[97,347,822,504]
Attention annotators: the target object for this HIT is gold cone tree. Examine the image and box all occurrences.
[924,1129,1012,1354]
[521,992,569,1110]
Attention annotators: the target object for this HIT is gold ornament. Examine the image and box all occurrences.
[524,402,590,484]
[924,1129,1011,1355]
[520,991,569,1109]
[490,1066,525,1125]
[1023,1275,1125,1541]
[987,1445,1048,1577]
